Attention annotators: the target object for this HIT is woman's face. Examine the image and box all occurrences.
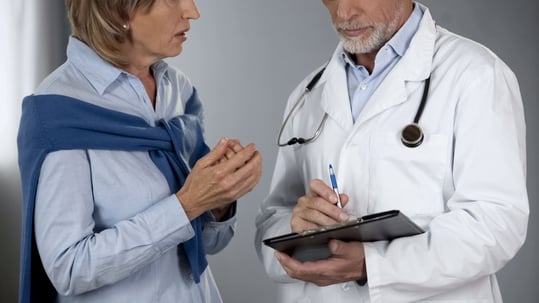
[125,0,200,66]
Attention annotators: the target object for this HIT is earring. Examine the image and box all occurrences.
[122,24,129,30]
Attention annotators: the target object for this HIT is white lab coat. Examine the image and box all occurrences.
[255,4,529,303]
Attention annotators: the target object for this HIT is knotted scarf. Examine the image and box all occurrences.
[17,90,209,303]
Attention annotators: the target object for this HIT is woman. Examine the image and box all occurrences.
[17,0,262,302]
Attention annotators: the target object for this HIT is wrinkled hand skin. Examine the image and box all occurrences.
[291,179,350,233]
[283,179,367,286]
[275,239,367,286]
[176,138,262,221]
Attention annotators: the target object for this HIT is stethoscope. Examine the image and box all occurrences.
[277,67,431,148]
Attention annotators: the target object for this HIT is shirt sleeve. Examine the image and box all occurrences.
[200,203,237,254]
[254,76,314,283]
[254,139,304,283]
[34,150,194,296]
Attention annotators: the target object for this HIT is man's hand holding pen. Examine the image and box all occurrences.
[290,179,350,233]
[276,171,368,287]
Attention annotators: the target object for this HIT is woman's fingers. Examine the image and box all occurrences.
[177,139,262,220]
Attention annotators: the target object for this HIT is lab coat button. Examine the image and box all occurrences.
[341,282,351,291]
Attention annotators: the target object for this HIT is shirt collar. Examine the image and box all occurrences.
[387,4,423,57]
[67,36,171,95]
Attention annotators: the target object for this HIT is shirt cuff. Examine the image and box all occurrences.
[207,201,237,222]
[142,194,195,252]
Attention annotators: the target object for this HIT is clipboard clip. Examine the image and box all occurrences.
[300,218,362,236]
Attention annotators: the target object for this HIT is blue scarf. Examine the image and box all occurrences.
[17,91,210,303]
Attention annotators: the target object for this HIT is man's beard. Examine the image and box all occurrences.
[334,5,404,55]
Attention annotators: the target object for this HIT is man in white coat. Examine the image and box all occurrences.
[255,1,529,302]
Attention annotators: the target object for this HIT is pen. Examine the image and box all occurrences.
[328,164,343,208]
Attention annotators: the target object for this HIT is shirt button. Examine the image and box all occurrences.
[342,282,351,291]
[359,82,367,90]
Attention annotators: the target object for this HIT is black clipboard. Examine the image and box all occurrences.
[263,210,424,262]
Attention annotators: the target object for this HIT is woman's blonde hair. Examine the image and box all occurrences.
[65,0,155,68]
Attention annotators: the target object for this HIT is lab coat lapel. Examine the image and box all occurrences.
[354,70,408,128]
[318,51,354,132]
[354,6,436,128]
[316,5,436,132]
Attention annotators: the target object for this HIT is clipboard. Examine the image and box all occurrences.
[263,210,424,262]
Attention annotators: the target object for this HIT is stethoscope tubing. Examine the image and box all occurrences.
[401,76,430,148]
[277,66,431,148]
[413,76,430,124]
[277,68,327,147]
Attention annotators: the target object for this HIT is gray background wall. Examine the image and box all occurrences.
[1,0,537,302]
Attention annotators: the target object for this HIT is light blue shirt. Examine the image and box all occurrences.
[33,37,234,303]
[344,4,423,122]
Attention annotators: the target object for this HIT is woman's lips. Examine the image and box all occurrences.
[174,29,188,41]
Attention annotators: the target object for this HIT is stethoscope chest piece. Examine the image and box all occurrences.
[400,76,431,148]
[401,123,424,148]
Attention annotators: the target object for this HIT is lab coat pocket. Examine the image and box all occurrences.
[368,132,448,216]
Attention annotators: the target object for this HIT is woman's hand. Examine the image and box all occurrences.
[176,138,262,220]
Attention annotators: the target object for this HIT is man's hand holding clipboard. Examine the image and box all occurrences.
[262,165,425,287]
[263,209,425,262]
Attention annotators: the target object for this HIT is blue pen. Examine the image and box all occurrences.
[328,164,343,208]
